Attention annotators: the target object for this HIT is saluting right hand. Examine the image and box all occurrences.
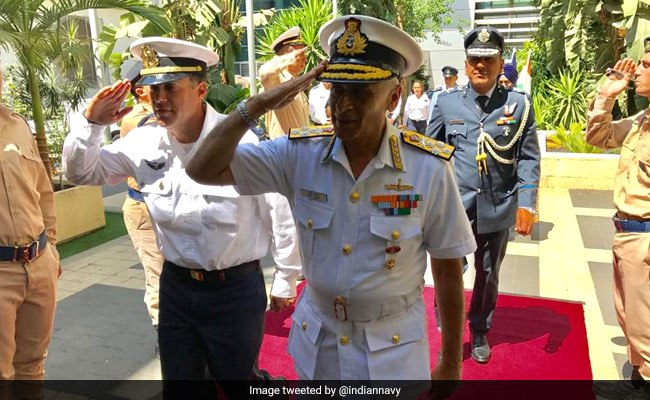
[247,60,328,118]
[599,58,636,98]
[85,80,133,126]
[286,46,308,64]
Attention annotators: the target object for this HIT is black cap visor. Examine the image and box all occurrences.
[138,72,189,86]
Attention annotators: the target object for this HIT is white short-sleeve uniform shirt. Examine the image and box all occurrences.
[230,123,476,380]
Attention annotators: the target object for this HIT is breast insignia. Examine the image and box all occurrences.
[288,124,335,140]
[401,130,455,160]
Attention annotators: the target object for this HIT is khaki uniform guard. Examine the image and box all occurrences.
[259,26,309,139]
[587,41,650,399]
[0,102,59,386]
[588,94,650,378]
[119,61,164,328]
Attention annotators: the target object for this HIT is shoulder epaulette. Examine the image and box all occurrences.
[289,125,335,140]
[401,130,455,160]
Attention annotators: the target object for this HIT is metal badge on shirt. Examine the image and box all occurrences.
[300,189,328,202]
[145,159,166,170]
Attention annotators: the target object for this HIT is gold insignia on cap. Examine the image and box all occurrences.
[478,28,490,43]
[401,130,455,160]
[336,17,368,56]
[389,135,403,170]
[141,45,160,69]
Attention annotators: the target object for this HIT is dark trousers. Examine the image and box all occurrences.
[158,260,267,399]
[468,228,510,334]
[407,118,427,134]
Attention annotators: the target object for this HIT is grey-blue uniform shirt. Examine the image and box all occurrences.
[426,84,540,234]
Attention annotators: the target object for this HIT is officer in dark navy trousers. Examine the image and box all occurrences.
[427,26,540,364]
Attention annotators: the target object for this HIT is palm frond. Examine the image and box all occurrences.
[0,0,25,30]
[256,0,331,70]
[0,24,30,48]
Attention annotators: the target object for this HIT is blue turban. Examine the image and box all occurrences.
[502,63,518,85]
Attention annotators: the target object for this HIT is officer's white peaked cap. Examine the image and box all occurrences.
[271,27,305,54]
[318,15,423,82]
[130,37,219,85]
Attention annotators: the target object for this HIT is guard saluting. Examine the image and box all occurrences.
[427,26,540,364]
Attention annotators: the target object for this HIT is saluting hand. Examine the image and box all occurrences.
[247,60,328,118]
[85,80,134,126]
[599,58,636,98]
[285,46,308,65]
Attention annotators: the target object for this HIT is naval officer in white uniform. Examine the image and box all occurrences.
[63,37,301,398]
[187,16,477,396]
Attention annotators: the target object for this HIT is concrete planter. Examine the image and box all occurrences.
[537,130,619,190]
[54,185,106,244]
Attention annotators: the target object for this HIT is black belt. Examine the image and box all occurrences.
[163,260,261,283]
[613,216,650,233]
[0,231,48,262]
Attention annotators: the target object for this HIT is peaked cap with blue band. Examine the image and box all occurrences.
[317,15,423,83]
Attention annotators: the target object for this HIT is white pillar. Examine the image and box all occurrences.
[246,0,257,95]
[87,9,105,86]
[332,0,338,16]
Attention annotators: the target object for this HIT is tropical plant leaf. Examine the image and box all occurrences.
[256,0,332,71]
[36,0,170,33]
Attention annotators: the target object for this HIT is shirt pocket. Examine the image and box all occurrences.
[446,124,467,147]
[288,301,324,380]
[293,197,334,262]
[199,185,242,233]
[366,215,421,271]
[364,308,430,380]
[138,173,173,227]
[637,158,650,188]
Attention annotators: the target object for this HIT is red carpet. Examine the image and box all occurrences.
[259,284,592,380]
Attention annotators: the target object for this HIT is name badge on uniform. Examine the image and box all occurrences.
[449,119,464,125]
[300,189,328,203]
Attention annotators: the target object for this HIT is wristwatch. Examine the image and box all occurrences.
[236,100,259,129]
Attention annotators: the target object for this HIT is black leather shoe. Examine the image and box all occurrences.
[471,333,491,364]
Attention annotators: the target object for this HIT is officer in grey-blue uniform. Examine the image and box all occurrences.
[428,66,459,122]
[426,26,540,364]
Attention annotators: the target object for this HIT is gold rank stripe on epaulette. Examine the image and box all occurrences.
[288,125,335,140]
[401,130,455,160]
[389,135,403,170]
